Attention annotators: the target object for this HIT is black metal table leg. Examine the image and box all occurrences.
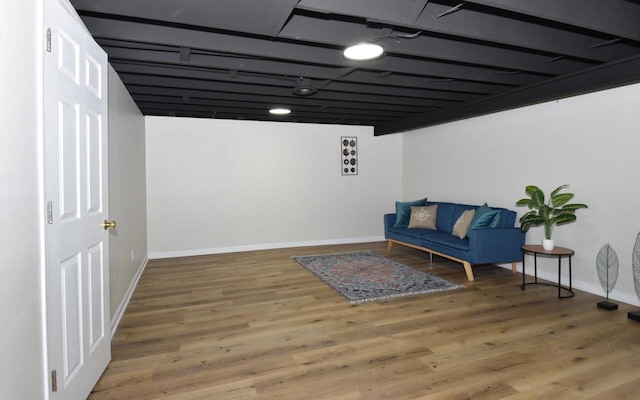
[521,245,575,299]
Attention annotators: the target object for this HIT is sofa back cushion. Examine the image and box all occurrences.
[426,201,517,233]
[493,208,516,227]
[425,202,457,233]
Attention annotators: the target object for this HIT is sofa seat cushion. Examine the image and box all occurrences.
[386,227,431,248]
[420,230,470,251]
[387,227,470,252]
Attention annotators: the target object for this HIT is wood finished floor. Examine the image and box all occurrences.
[90,242,640,399]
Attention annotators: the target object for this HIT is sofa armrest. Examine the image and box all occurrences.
[384,214,396,237]
[467,227,526,264]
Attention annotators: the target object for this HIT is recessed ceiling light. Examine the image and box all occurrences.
[292,77,317,96]
[269,108,291,115]
[294,86,315,95]
[343,42,384,60]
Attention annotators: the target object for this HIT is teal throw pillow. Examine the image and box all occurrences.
[470,203,501,229]
[393,198,427,228]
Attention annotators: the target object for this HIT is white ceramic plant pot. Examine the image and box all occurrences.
[542,238,555,251]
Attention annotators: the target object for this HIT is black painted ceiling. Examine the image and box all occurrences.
[70,0,640,135]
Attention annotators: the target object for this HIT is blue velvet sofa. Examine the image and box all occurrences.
[384,201,526,281]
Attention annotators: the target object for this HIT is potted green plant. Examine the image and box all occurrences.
[516,184,588,250]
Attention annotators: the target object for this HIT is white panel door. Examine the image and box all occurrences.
[44,0,111,398]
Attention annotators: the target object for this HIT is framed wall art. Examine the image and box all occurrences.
[341,137,357,175]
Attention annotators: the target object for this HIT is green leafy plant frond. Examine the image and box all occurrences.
[515,184,588,239]
[554,213,577,225]
[551,192,573,207]
[559,203,589,212]
[549,184,568,198]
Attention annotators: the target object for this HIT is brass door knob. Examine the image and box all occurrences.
[102,219,117,230]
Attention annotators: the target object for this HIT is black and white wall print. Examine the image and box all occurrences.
[341,137,357,175]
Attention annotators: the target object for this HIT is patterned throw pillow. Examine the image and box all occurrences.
[408,205,438,229]
[452,209,476,239]
[393,198,427,228]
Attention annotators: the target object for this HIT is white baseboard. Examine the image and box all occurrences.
[501,263,640,307]
[111,256,148,337]
[148,236,386,260]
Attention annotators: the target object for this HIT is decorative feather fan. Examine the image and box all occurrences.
[596,243,619,302]
[633,232,640,300]
[630,232,640,321]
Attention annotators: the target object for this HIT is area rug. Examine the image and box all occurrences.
[291,251,464,304]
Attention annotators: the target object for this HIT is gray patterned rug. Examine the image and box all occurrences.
[292,251,464,305]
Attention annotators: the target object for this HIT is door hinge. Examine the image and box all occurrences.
[47,201,53,224]
[51,369,57,392]
[46,28,52,52]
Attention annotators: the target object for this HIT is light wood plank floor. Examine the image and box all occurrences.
[90,242,640,399]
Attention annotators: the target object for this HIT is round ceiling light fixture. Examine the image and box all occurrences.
[343,42,384,60]
[269,107,291,115]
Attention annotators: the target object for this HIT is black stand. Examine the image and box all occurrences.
[628,311,640,322]
[597,300,618,310]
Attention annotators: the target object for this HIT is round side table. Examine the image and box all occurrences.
[521,244,574,298]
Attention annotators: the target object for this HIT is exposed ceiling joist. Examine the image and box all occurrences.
[69,0,640,134]
[464,0,640,42]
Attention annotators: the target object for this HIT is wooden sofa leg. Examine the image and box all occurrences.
[387,240,393,252]
[511,262,517,274]
[463,261,475,281]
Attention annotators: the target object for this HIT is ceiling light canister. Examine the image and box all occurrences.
[269,108,291,115]
[343,42,384,60]
[293,77,317,96]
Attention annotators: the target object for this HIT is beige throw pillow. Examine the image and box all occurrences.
[452,209,476,239]
[408,205,437,229]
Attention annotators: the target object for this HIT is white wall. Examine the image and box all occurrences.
[0,5,150,397]
[0,0,47,398]
[146,117,402,258]
[402,83,640,306]
[108,67,148,331]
